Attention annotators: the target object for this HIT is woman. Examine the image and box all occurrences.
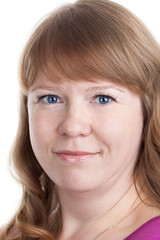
[1,0,160,239]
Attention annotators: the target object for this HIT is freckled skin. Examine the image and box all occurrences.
[28,75,143,193]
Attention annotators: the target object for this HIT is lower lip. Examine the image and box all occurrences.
[56,153,97,163]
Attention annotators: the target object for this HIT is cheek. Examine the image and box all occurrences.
[93,106,143,151]
[28,110,58,156]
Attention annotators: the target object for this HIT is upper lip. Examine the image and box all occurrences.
[55,150,98,155]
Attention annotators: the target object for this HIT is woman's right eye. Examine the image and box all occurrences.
[39,95,61,104]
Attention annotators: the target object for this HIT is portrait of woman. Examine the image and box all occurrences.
[0,0,160,239]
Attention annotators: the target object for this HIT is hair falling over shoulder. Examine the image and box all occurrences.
[1,0,160,239]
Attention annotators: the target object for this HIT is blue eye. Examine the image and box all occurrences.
[39,95,60,104]
[94,95,111,104]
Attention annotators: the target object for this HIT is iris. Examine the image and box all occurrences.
[46,96,58,103]
[98,96,110,104]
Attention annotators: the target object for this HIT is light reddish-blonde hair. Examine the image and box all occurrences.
[1,0,160,239]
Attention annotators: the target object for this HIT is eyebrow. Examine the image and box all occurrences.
[85,85,126,93]
[30,84,126,93]
[30,85,65,92]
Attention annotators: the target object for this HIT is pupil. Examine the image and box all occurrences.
[47,96,57,103]
[99,96,109,104]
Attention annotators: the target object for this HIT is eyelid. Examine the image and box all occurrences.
[36,94,62,103]
[92,92,117,102]
[33,91,118,104]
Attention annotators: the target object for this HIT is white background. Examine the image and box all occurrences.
[0,0,160,226]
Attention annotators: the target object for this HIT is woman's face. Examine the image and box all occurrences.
[28,74,143,192]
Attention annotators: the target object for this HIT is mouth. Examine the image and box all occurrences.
[55,150,99,163]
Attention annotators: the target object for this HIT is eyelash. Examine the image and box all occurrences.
[36,94,61,104]
[35,92,117,105]
[93,92,117,104]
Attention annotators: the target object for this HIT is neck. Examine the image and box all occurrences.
[56,176,141,239]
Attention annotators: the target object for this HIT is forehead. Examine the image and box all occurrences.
[30,71,133,94]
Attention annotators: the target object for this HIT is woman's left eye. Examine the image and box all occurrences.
[39,95,61,104]
[93,95,113,104]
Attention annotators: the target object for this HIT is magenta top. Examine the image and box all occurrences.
[125,216,160,240]
[1,217,160,239]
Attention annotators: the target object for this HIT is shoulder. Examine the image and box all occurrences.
[125,217,160,240]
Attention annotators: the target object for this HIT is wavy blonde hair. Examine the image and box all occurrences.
[1,0,160,239]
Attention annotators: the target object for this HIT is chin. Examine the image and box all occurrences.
[55,173,103,193]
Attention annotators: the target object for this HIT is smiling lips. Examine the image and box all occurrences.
[55,151,98,163]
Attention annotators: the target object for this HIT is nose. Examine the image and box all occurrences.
[58,106,92,137]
